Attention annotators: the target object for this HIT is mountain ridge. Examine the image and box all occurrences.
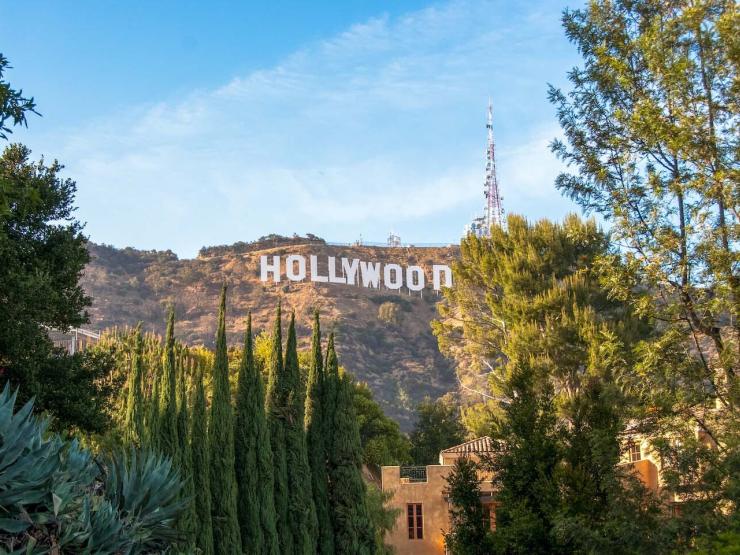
[81,236,460,429]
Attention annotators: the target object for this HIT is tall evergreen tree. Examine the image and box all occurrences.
[147,355,161,451]
[208,286,242,554]
[235,313,279,555]
[555,376,666,553]
[176,350,196,550]
[265,304,292,554]
[409,397,466,465]
[305,311,334,555]
[124,325,145,446]
[284,312,318,554]
[327,346,376,555]
[444,456,493,555]
[323,333,339,457]
[487,359,561,555]
[191,362,214,555]
[159,306,178,461]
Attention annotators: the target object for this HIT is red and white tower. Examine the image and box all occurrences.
[483,99,503,229]
[467,99,504,236]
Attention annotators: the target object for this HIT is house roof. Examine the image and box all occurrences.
[440,436,494,455]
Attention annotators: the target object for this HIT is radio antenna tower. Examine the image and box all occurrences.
[484,98,503,230]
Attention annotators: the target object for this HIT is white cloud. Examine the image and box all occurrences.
[30,0,578,257]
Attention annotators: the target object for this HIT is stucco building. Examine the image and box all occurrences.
[381,436,662,555]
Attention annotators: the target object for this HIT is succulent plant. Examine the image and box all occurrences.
[0,383,187,554]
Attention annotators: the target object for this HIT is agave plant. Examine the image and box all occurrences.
[0,383,187,554]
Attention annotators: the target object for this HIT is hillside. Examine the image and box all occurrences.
[81,236,460,429]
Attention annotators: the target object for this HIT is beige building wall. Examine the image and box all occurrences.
[381,465,451,555]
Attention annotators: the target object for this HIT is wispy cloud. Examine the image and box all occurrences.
[31,0,580,257]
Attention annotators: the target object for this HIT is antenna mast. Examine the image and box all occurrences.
[484,98,503,230]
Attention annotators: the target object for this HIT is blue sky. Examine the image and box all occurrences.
[1,0,584,258]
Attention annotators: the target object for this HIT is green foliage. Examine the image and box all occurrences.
[124,325,145,446]
[207,286,242,554]
[158,307,178,462]
[285,312,318,553]
[443,457,493,555]
[175,350,196,550]
[0,383,185,554]
[328,362,376,554]
[0,142,99,429]
[487,360,561,555]
[265,304,292,554]
[549,0,739,545]
[365,484,401,555]
[0,54,37,140]
[305,311,335,555]
[353,381,411,467]
[235,313,279,555]
[554,377,667,553]
[377,301,402,325]
[191,363,214,555]
[409,396,466,465]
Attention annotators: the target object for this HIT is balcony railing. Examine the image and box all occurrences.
[399,466,427,483]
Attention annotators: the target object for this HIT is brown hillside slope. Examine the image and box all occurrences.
[81,239,459,429]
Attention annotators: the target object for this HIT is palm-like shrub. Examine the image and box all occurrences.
[0,383,186,554]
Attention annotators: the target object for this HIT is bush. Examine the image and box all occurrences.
[0,383,185,553]
[377,302,402,325]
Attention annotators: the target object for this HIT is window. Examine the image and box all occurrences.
[407,503,423,539]
[482,504,496,530]
[627,441,641,462]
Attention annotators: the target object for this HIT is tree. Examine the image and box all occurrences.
[487,360,561,555]
[147,357,161,451]
[158,307,178,461]
[207,286,241,554]
[284,312,318,553]
[443,456,493,555]
[435,215,665,550]
[191,362,214,555]
[234,313,279,555]
[327,347,376,554]
[323,332,340,457]
[353,381,412,467]
[265,304,292,554]
[176,349,196,550]
[124,325,145,445]
[0,143,95,425]
[409,397,466,464]
[0,54,37,139]
[554,376,667,554]
[549,0,738,544]
[365,483,401,555]
[305,311,334,555]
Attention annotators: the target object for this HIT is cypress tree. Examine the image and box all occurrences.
[265,304,292,554]
[305,311,334,555]
[323,333,339,456]
[159,306,178,461]
[487,359,560,554]
[192,361,215,555]
[443,457,493,554]
[327,342,376,555]
[147,351,161,450]
[235,313,279,555]
[124,324,145,446]
[284,312,318,554]
[176,350,196,550]
[208,285,242,554]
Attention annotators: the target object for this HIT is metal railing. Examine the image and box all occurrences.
[399,466,428,483]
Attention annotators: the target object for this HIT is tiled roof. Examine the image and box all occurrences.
[440,436,494,454]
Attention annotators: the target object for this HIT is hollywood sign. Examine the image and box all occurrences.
[260,254,453,291]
